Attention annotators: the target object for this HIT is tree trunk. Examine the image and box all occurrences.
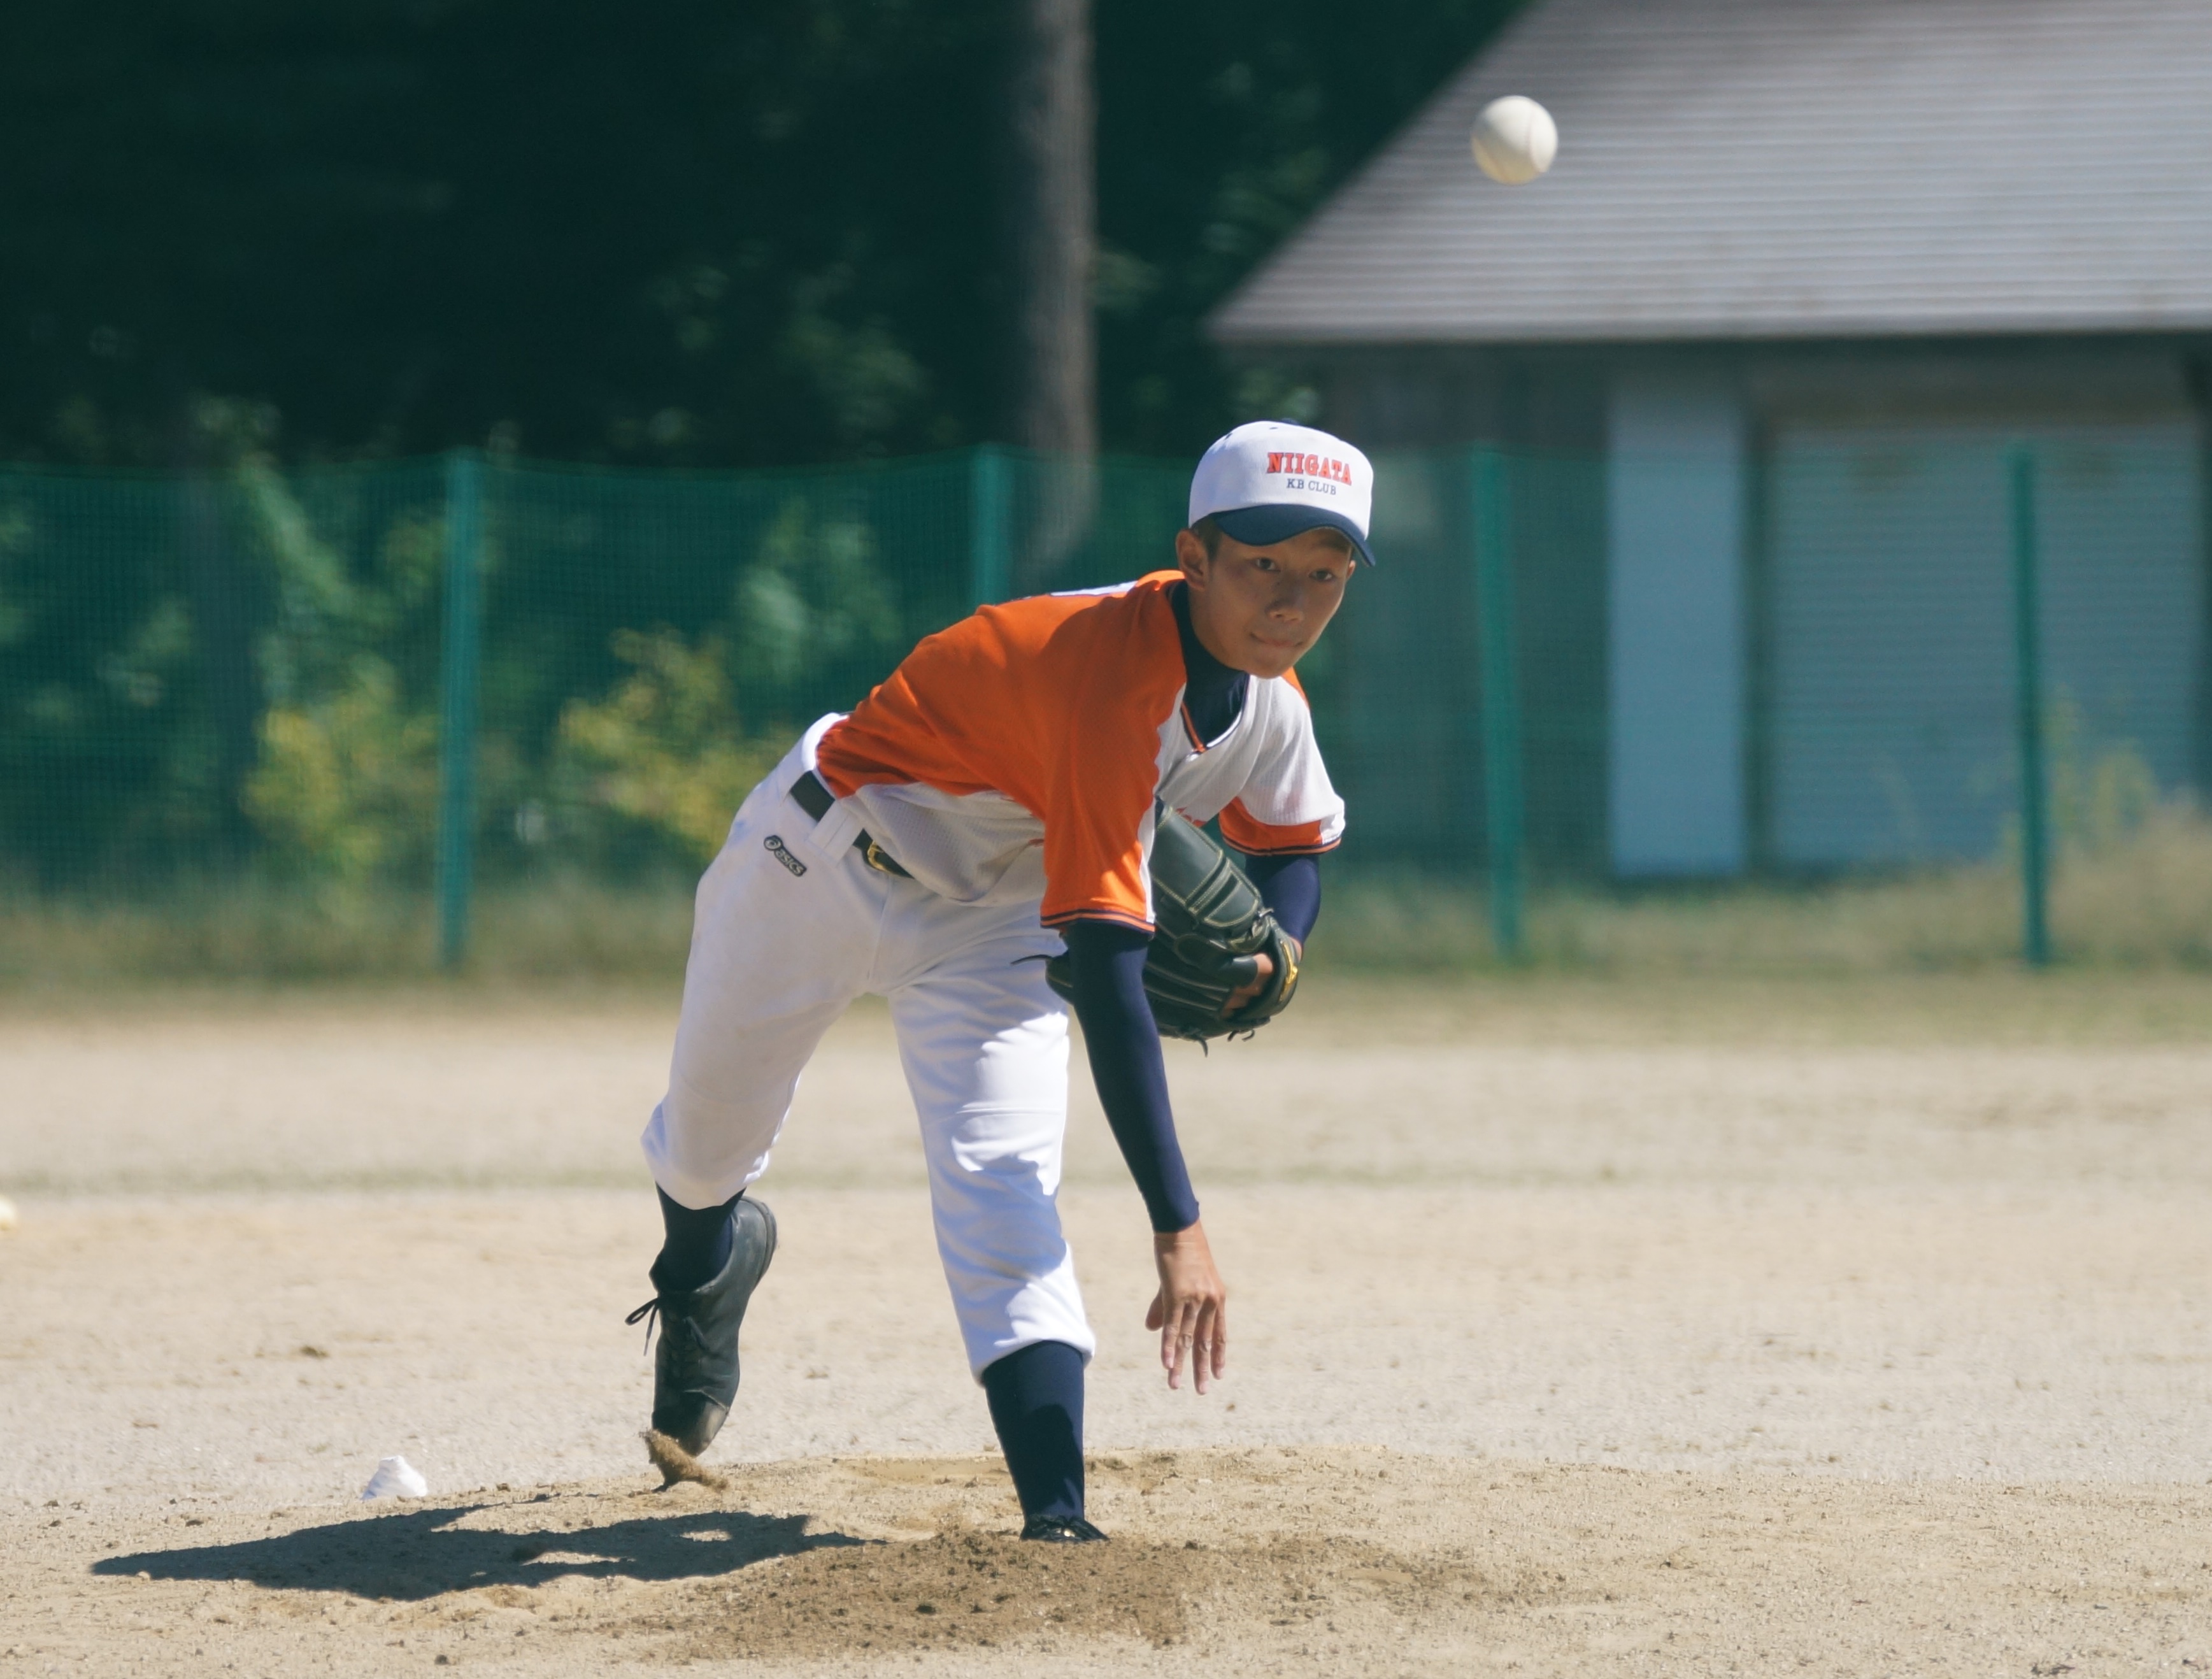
[1005,0,1096,458]
[1003,0,1097,587]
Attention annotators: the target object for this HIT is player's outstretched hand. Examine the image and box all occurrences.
[1147,1221,1227,1394]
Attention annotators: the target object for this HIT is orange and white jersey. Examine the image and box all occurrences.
[811,571,1345,931]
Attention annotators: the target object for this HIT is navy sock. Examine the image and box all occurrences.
[651,1186,739,1294]
[981,1340,1086,1521]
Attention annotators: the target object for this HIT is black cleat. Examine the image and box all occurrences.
[626,1196,777,1457]
[1020,1514,1109,1543]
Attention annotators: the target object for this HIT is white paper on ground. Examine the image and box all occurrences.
[359,1455,429,1500]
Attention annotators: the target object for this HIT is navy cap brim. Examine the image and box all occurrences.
[1209,503,1376,568]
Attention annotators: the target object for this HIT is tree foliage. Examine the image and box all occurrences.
[554,629,781,868]
[0,0,1520,468]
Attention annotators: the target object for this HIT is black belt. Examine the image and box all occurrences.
[790,770,911,878]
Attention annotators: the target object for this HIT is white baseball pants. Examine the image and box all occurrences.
[640,722,1095,1376]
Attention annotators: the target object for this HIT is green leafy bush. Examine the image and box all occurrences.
[235,461,445,882]
[555,629,781,866]
[729,497,904,716]
[243,657,438,883]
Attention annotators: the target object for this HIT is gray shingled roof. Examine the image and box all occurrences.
[1211,0,2212,345]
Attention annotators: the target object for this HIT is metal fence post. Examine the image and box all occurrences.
[969,444,1011,608]
[2009,444,2051,968]
[1472,447,1527,962]
[436,450,485,972]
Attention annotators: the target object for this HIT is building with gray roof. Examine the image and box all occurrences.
[1214,0,2212,882]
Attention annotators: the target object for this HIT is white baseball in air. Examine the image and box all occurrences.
[1472,95,1558,185]
[0,1195,15,1233]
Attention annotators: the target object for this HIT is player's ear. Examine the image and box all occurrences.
[1174,527,1211,586]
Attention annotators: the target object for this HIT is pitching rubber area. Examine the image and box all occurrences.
[3,976,2210,1673]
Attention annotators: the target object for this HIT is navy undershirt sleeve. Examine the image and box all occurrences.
[1240,851,1321,945]
[1061,854,1317,1233]
[1063,584,1320,1236]
[1062,919,1200,1234]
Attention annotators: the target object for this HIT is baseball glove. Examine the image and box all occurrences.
[1046,806,1301,1043]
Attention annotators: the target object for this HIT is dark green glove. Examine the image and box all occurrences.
[1046,806,1301,1043]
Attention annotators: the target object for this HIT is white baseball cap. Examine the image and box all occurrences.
[1188,420,1376,567]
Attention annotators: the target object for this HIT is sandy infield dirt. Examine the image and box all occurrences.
[3,975,2211,1674]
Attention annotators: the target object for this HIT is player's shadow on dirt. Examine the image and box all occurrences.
[95,1502,866,1600]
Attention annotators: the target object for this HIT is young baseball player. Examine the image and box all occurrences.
[628,420,1373,1541]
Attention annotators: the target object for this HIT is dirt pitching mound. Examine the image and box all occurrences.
[21,1450,2212,1675]
[660,1525,1502,1660]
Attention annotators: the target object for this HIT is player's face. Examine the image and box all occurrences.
[1175,526,1355,678]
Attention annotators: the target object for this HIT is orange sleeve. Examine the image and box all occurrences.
[1038,591,1186,930]
[1218,802,1339,856]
